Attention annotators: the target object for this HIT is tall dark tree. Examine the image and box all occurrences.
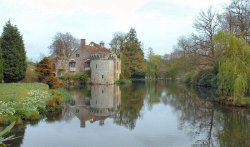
[121,28,146,79]
[1,20,27,82]
[0,38,3,82]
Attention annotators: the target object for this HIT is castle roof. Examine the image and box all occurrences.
[80,42,111,54]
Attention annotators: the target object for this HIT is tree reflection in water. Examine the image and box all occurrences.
[5,81,250,147]
[113,83,145,130]
[164,82,250,147]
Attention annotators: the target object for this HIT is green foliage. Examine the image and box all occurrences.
[45,91,63,113]
[146,51,162,79]
[116,79,132,85]
[214,32,250,101]
[85,69,91,78]
[1,20,27,83]
[165,63,179,80]
[195,70,217,87]
[184,70,198,84]
[120,28,146,79]
[114,84,145,129]
[0,39,3,82]
[21,62,38,83]
[0,83,70,124]
[53,88,73,103]
[184,69,217,88]
[63,72,88,83]
[36,57,63,89]
[0,83,50,124]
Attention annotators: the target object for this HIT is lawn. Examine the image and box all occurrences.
[0,83,70,125]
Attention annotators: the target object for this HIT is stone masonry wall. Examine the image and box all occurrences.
[90,59,115,84]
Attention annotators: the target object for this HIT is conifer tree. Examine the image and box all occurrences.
[121,28,146,79]
[0,39,3,82]
[1,20,27,82]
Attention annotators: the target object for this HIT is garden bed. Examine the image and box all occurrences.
[0,83,71,125]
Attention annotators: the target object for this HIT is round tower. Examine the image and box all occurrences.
[90,53,116,84]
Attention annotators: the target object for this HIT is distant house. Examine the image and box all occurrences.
[53,39,121,84]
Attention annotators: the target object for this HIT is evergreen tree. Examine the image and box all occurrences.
[1,21,27,82]
[121,28,146,79]
[0,38,3,82]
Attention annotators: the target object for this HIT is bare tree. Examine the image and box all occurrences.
[49,32,80,58]
[220,0,250,41]
[193,7,219,66]
[109,32,126,55]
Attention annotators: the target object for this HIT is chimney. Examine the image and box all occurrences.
[100,41,105,48]
[81,39,86,47]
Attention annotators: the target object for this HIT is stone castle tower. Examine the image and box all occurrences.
[90,52,121,84]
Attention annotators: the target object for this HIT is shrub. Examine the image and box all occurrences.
[195,69,217,87]
[45,91,63,113]
[63,72,88,83]
[36,57,63,89]
[45,76,64,89]
[21,62,39,83]
[184,70,198,85]
[26,110,40,121]
[184,69,217,88]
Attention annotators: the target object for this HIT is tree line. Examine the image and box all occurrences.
[165,0,250,103]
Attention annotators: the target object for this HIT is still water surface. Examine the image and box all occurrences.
[7,82,250,147]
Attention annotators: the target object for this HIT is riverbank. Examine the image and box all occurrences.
[212,96,250,108]
[0,83,71,125]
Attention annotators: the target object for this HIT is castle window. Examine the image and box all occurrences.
[76,53,80,58]
[96,64,97,69]
[84,60,90,68]
[102,75,104,79]
[69,61,76,67]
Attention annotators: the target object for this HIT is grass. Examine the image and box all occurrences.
[215,96,250,107]
[116,79,132,85]
[0,83,72,125]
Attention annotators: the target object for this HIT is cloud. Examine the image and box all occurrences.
[0,0,231,60]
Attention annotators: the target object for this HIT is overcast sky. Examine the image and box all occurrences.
[0,0,230,61]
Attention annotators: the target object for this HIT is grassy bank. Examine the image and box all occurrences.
[213,97,250,108]
[0,83,71,125]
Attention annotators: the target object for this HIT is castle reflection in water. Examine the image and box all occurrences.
[67,85,121,128]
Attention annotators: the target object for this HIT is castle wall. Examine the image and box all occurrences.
[90,59,115,84]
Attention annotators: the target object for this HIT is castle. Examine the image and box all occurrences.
[53,39,121,84]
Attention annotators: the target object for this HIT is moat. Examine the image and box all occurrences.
[6,81,250,147]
